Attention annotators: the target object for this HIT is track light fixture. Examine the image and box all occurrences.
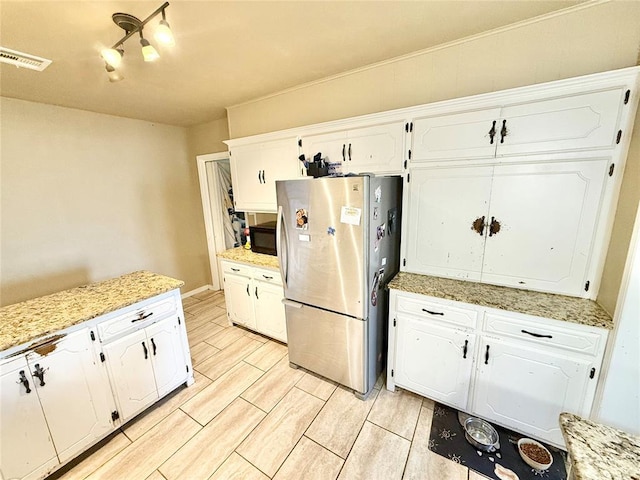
[101,2,174,80]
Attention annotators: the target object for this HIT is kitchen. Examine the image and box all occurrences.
[1,1,640,480]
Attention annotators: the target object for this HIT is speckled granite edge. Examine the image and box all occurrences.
[387,272,613,329]
[0,271,184,352]
[559,413,640,480]
[217,246,279,270]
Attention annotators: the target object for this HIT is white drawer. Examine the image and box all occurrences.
[221,261,253,277]
[483,312,605,356]
[396,295,478,330]
[253,268,282,286]
[98,296,177,343]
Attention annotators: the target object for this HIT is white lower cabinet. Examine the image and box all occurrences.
[472,336,594,446]
[388,289,608,447]
[221,260,287,343]
[0,329,115,480]
[394,313,476,410]
[0,356,58,480]
[0,288,193,480]
[103,315,186,421]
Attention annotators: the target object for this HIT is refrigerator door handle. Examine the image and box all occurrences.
[282,299,303,308]
[277,205,289,288]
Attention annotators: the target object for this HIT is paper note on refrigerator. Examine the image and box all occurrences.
[340,206,362,225]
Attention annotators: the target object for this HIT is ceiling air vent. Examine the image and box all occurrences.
[0,47,52,71]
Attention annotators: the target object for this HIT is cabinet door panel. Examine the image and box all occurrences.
[301,130,348,167]
[481,159,608,295]
[346,122,405,173]
[230,138,299,212]
[103,329,158,421]
[498,88,625,156]
[29,330,114,463]
[0,356,59,480]
[223,273,255,328]
[405,167,493,280]
[412,108,500,161]
[146,316,187,398]
[472,337,593,446]
[255,281,287,342]
[395,314,474,410]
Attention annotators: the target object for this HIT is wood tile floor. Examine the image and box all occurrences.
[51,290,489,480]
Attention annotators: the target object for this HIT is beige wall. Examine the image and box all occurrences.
[187,118,229,159]
[0,98,212,305]
[226,1,640,315]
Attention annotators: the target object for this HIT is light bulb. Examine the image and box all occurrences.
[155,20,175,46]
[140,38,160,62]
[101,48,123,68]
[105,64,124,82]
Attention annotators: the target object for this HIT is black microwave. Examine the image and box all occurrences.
[250,221,277,256]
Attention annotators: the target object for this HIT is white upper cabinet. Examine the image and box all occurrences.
[404,158,609,297]
[229,137,300,213]
[411,86,630,162]
[300,121,406,174]
[497,88,625,156]
[405,166,493,281]
[412,108,501,161]
[481,159,608,294]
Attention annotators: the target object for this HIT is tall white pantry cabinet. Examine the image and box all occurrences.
[389,66,639,447]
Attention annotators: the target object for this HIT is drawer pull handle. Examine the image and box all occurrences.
[484,345,490,364]
[422,309,444,316]
[18,370,31,393]
[132,312,153,323]
[231,267,240,272]
[142,341,148,359]
[262,275,273,280]
[521,329,552,339]
[151,338,157,356]
[32,364,46,387]
[462,340,468,359]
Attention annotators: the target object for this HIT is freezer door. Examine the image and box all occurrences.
[285,301,367,394]
[277,177,368,318]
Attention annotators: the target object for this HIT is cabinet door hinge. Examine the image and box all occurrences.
[609,164,615,177]
[111,410,120,421]
[100,352,106,362]
[584,281,590,292]
[624,89,630,104]
[616,130,622,144]
[90,330,96,341]
[403,258,406,267]
[391,369,394,377]
[589,367,596,379]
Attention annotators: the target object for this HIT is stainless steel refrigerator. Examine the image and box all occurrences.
[276,175,402,398]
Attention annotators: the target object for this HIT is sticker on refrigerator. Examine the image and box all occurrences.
[376,223,386,240]
[340,206,361,226]
[373,207,379,220]
[295,208,308,230]
[327,226,336,236]
[374,186,382,203]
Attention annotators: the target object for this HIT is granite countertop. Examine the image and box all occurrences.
[559,413,640,480]
[218,246,279,270]
[387,272,613,329]
[0,271,184,353]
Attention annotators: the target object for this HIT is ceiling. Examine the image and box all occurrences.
[0,1,581,127]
